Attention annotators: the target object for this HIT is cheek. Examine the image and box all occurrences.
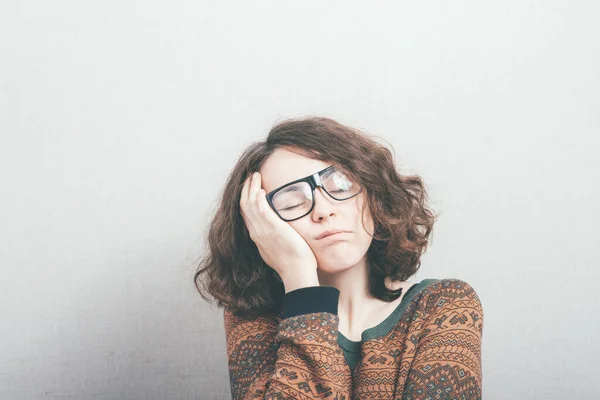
[286,220,312,242]
[363,210,375,233]
[354,200,374,234]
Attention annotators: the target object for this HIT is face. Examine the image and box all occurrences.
[259,148,375,274]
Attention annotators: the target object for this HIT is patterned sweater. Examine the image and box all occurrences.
[224,278,484,399]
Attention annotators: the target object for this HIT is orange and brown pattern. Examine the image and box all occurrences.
[224,279,483,399]
[225,311,352,399]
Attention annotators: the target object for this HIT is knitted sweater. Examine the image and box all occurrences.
[224,278,484,399]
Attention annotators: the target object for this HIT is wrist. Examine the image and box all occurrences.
[282,273,320,294]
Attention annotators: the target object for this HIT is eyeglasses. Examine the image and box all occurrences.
[265,165,363,221]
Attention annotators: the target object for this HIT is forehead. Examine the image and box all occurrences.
[259,148,331,193]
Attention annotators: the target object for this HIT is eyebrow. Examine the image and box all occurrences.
[269,165,335,195]
[321,168,335,179]
[278,185,303,194]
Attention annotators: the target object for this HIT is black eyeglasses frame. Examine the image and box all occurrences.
[265,165,363,222]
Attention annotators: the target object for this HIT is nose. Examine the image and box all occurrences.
[311,186,335,221]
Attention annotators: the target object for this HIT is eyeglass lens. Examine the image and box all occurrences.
[271,168,361,220]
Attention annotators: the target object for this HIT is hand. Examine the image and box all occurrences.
[240,172,319,292]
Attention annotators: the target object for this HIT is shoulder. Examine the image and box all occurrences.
[417,278,484,333]
[423,278,482,300]
[386,278,483,308]
[387,278,480,297]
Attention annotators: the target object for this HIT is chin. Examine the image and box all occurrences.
[316,254,363,273]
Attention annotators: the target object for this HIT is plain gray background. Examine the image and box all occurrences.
[1,1,599,399]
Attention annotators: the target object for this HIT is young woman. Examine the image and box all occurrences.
[194,116,484,399]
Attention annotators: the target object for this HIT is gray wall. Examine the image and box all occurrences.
[1,1,599,399]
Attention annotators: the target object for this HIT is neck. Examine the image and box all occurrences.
[317,257,383,335]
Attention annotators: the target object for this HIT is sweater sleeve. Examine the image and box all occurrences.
[402,279,484,400]
[224,286,353,400]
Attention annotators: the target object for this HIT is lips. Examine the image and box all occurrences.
[316,229,349,240]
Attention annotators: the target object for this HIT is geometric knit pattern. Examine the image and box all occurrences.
[224,278,483,399]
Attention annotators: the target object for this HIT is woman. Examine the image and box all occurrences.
[194,116,484,399]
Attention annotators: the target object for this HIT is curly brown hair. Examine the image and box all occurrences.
[193,116,439,317]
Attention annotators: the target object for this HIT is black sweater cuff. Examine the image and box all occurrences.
[282,286,340,319]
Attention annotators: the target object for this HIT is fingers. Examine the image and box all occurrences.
[248,172,261,204]
[250,174,274,217]
[240,172,259,205]
[240,171,264,217]
[240,174,251,206]
[241,172,275,222]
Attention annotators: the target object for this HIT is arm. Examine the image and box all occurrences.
[402,279,484,400]
[224,286,353,400]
